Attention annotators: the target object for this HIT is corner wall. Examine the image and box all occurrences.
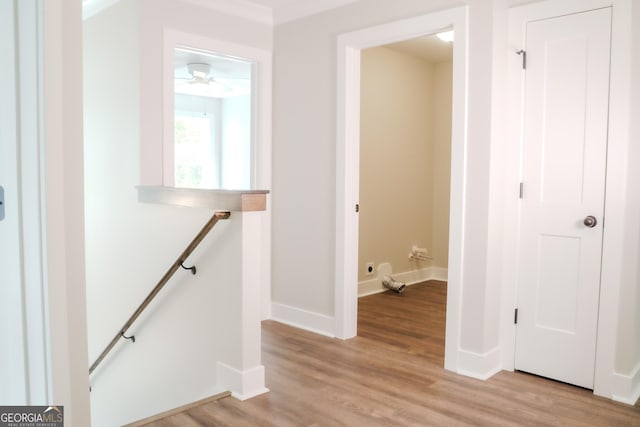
[44,0,92,424]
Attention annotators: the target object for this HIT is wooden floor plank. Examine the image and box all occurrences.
[141,281,640,426]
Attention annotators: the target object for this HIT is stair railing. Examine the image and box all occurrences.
[89,210,231,376]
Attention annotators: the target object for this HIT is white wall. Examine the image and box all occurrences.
[84,0,270,424]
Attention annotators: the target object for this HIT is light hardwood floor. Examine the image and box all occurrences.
[143,281,640,426]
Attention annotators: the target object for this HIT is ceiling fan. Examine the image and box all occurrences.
[176,63,227,87]
[175,62,250,97]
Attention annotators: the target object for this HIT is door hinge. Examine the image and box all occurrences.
[516,50,526,70]
[519,182,524,199]
[355,203,359,213]
[514,308,519,324]
[0,186,4,221]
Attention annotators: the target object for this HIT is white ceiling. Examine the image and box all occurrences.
[384,33,454,64]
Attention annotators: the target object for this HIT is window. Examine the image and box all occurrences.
[172,47,254,189]
[174,112,214,188]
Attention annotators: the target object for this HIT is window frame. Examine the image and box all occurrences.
[162,30,271,190]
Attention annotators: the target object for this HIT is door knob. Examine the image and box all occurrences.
[583,215,597,228]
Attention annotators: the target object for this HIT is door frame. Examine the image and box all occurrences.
[0,0,51,403]
[334,6,468,372]
[503,0,633,400]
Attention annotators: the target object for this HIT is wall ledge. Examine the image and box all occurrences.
[137,186,269,211]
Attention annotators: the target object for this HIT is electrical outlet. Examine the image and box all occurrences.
[365,262,375,275]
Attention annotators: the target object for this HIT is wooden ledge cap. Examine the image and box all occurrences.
[137,186,268,212]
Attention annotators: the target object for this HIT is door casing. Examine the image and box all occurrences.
[335,6,468,373]
[0,0,51,404]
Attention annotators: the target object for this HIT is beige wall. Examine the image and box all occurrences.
[432,60,453,270]
[358,46,452,282]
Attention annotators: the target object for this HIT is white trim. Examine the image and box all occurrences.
[216,362,269,401]
[611,362,640,405]
[0,0,29,403]
[17,0,50,403]
[161,30,273,189]
[271,302,336,338]
[43,0,91,423]
[595,0,633,401]
[358,267,448,297]
[335,6,468,378]
[457,346,501,381]
[504,0,633,400]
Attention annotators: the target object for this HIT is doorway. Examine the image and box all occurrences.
[356,35,453,360]
[335,7,468,373]
[357,35,452,298]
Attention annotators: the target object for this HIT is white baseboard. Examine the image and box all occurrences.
[358,266,448,297]
[611,361,640,405]
[271,302,335,338]
[456,346,502,380]
[216,362,269,401]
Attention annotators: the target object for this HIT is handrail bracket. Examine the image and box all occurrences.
[180,261,196,275]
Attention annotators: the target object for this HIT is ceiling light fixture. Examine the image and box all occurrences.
[188,63,210,80]
[436,30,454,43]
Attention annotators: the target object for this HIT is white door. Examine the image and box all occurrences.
[515,7,611,389]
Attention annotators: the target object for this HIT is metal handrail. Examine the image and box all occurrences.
[89,210,231,375]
